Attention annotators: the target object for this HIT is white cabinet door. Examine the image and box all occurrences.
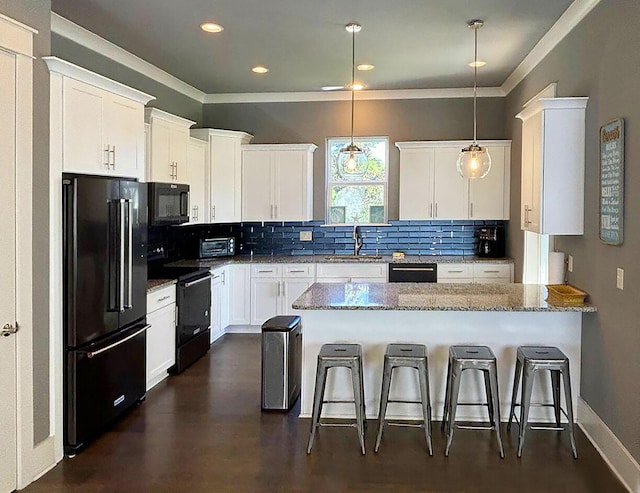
[146,303,176,390]
[220,266,230,329]
[105,93,143,178]
[170,127,189,184]
[281,278,313,315]
[274,150,309,221]
[521,113,542,232]
[148,118,173,182]
[433,147,469,219]
[229,264,251,325]
[251,278,280,325]
[187,138,207,223]
[62,77,107,175]
[210,135,241,222]
[242,150,273,221]
[398,148,434,220]
[210,272,223,342]
[469,146,508,220]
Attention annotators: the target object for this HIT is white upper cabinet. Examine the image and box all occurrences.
[397,141,511,221]
[145,108,195,184]
[242,144,316,222]
[46,57,153,180]
[517,97,588,235]
[187,137,207,224]
[190,129,254,223]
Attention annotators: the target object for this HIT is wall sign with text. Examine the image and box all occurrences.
[599,118,625,245]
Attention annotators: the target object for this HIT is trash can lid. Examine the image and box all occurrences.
[261,315,301,332]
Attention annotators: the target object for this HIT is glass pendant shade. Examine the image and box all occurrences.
[457,144,491,179]
[338,143,369,179]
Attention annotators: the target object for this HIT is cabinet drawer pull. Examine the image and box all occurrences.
[258,270,274,273]
[483,270,501,274]
[289,270,306,273]
[157,295,171,302]
[447,270,464,273]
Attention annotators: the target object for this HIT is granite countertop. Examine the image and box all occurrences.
[291,282,597,313]
[147,279,177,293]
[169,254,514,269]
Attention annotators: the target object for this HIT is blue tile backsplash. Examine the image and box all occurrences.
[161,220,505,259]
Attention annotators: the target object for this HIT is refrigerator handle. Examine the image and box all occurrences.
[108,200,119,312]
[84,325,150,359]
[124,200,133,309]
[118,199,126,312]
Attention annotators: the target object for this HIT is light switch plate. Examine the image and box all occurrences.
[300,231,312,241]
[567,255,574,273]
[616,268,624,290]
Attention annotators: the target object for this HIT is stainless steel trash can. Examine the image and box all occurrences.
[261,315,302,411]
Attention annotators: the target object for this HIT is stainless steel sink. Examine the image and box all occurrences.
[323,255,383,261]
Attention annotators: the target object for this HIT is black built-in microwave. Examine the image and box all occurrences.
[148,182,189,225]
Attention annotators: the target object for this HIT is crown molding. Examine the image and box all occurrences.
[190,128,254,143]
[51,13,206,103]
[241,143,318,152]
[396,140,512,150]
[0,12,38,34]
[144,107,196,128]
[501,0,601,95]
[203,87,505,104]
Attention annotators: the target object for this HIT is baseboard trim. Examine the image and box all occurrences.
[224,325,261,334]
[577,397,639,493]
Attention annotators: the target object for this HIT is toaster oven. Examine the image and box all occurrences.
[199,237,236,258]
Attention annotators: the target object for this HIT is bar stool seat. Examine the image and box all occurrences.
[307,344,366,455]
[507,346,578,459]
[442,345,504,458]
[374,344,433,455]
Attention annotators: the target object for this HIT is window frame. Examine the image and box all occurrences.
[325,136,389,225]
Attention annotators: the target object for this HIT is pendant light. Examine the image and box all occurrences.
[338,23,369,179]
[457,19,491,179]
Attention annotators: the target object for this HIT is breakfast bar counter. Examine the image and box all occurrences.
[292,283,595,422]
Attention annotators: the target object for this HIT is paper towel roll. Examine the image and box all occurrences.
[548,251,566,284]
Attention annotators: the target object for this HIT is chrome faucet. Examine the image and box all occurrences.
[353,225,363,256]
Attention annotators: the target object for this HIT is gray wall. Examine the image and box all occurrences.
[0,0,51,444]
[505,0,640,461]
[203,97,507,220]
[51,34,203,124]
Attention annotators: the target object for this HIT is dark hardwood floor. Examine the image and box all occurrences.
[27,334,626,492]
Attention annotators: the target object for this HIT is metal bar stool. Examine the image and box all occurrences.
[374,344,433,455]
[507,346,578,459]
[442,345,504,458]
[307,344,366,455]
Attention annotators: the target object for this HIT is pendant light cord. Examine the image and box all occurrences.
[350,27,356,146]
[473,24,478,145]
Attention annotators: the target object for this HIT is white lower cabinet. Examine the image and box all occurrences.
[316,263,387,283]
[146,285,176,391]
[437,262,513,284]
[250,264,315,325]
[228,264,251,325]
[210,266,229,343]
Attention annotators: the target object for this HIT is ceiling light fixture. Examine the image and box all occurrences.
[338,23,369,179]
[252,66,269,74]
[457,19,491,180]
[321,85,344,91]
[200,22,224,33]
[357,63,375,71]
[468,60,486,68]
[349,82,365,91]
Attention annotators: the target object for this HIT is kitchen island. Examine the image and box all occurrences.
[292,282,596,422]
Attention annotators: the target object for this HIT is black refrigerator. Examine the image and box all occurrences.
[63,174,148,455]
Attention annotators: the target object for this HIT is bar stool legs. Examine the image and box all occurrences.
[507,346,578,459]
[374,344,432,456]
[307,344,366,455]
[442,346,504,458]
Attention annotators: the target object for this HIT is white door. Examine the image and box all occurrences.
[399,148,434,219]
[242,150,273,221]
[228,265,251,325]
[148,119,173,182]
[170,127,189,184]
[281,279,313,315]
[469,146,506,219]
[433,147,469,219]
[62,77,107,175]
[0,48,18,493]
[105,93,143,179]
[187,138,207,223]
[210,273,223,342]
[274,150,306,221]
[210,135,239,222]
[146,303,176,390]
[251,279,280,325]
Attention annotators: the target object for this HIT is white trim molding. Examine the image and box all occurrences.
[51,13,206,103]
[241,143,317,152]
[144,107,196,128]
[204,87,505,104]
[0,12,38,34]
[578,398,640,493]
[502,0,602,94]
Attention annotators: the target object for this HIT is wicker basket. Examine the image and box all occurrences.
[546,284,588,306]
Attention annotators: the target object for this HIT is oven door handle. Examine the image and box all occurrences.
[391,267,435,272]
[184,274,212,288]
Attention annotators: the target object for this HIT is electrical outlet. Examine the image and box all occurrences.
[300,231,312,241]
[567,255,574,273]
[616,268,624,290]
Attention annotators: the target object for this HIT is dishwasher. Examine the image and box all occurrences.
[388,263,437,283]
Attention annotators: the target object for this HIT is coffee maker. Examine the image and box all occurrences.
[476,226,505,258]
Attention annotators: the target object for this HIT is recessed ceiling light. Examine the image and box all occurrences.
[345,24,362,33]
[252,65,269,74]
[349,82,365,91]
[321,85,344,91]
[200,22,224,33]
[468,60,487,68]
[357,64,375,71]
